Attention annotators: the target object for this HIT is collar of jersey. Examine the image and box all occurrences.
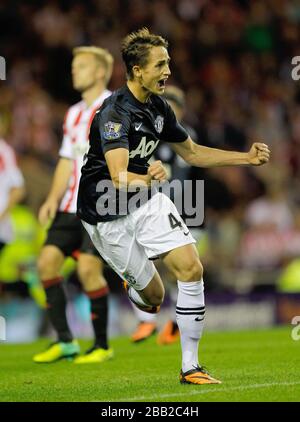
[125,85,152,108]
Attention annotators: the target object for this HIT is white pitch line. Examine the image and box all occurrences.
[105,381,300,402]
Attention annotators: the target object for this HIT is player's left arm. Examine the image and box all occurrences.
[169,136,270,167]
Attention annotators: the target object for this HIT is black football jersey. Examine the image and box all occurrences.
[77,85,188,224]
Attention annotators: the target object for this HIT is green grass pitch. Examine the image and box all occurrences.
[1,326,299,402]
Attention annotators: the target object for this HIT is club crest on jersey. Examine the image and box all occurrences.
[103,121,122,140]
[123,271,136,286]
[154,115,164,134]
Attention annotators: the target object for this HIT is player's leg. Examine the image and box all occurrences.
[162,243,221,384]
[123,267,164,311]
[81,218,165,316]
[134,193,220,383]
[37,245,69,339]
[74,252,113,363]
[158,228,206,345]
[33,213,80,363]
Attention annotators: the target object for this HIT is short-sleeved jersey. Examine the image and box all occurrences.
[77,85,189,224]
[58,89,111,214]
[0,139,24,243]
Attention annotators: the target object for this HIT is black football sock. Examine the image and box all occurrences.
[86,286,109,350]
[43,277,73,343]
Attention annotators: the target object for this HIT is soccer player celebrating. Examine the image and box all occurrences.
[77,29,270,384]
[33,47,114,364]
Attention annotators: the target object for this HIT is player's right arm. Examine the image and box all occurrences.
[38,158,73,225]
[105,148,166,189]
[39,110,75,225]
[101,107,166,189]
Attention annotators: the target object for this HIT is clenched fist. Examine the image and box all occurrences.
[247,143,270,166]
[148,160,168,182]
[38,198,58,226]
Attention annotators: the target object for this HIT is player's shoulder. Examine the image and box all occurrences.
[64,100,85,126]
[99,86,131,120]
[151,94,170,114]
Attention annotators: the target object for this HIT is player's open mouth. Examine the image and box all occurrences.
[157,79,167,89]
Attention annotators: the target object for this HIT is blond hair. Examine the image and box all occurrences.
[73,46,114,85]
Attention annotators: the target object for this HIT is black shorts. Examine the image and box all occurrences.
[45,212,99,258]
[0,242,6,252]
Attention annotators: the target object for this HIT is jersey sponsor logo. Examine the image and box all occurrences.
[134,122,142,131]
[103,121,122,140]
[129,136,159,159]
[154,115,164,134]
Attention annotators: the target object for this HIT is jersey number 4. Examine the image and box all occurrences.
[168,213,189,236]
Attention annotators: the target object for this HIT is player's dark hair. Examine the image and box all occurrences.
[121,28,168,80]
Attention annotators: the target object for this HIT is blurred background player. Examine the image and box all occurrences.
[0,138,26,252]
[130,85,204,344]
[33,46,114,364]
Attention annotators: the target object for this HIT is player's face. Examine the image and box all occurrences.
[72,53,104,92]
[138,46,171,95]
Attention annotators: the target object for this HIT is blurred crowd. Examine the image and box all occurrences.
[1,0,300,296]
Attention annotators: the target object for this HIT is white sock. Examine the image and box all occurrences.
[131,302,157,323]
[176,279,205,373]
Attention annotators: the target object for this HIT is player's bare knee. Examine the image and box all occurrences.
[77,264,95,283]
[37,246,64,280]
[154,287,165,305]
[37,254,58,279]
[142,283,164,306]
[149,291,164,307]
[78,257,107,290]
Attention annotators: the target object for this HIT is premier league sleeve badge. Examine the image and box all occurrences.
[103,121,123,140]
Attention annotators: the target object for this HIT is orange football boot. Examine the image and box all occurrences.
[157,320,180,345]
[131,322,157,343]
[180,366,222,385]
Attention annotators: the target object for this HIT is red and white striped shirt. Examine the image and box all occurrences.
[0,139,24,243]
[58,90,111,214]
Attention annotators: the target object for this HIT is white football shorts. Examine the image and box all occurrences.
[82,192,196,290]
